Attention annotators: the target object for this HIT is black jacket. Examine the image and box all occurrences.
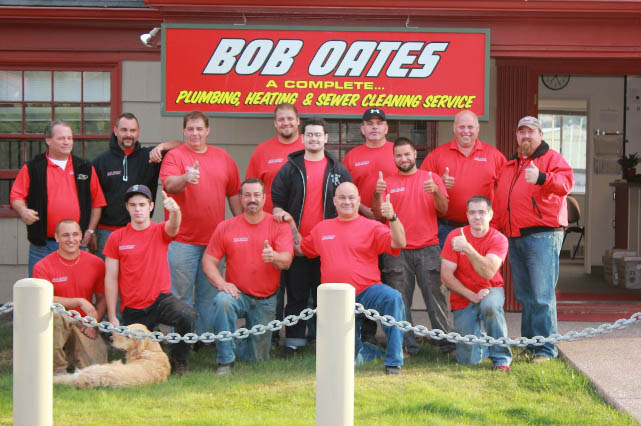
[271,149,353,226]
[26,153,93,246]
[92,133,163,227]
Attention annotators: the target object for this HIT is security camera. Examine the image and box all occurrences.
[140,27,160,48]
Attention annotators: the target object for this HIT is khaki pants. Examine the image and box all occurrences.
[53,314,107,374]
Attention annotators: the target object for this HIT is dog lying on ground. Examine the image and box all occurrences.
[54,323,171,388]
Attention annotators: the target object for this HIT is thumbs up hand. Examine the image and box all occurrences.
[380,193,396,220]
[442,166,455,189]
[424,171,438,194]
[186,160,200,184]
[524,161,539,184]
[375,171,387,196]
[452,227,469,253]
[262,240,275,263]
[162,190,180,212]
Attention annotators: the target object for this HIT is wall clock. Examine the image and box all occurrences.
[541,74,571,91]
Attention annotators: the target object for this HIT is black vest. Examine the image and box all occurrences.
[25,154,93,246]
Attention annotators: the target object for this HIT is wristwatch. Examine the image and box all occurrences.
[389,214,398,222]
[87,229,95,235]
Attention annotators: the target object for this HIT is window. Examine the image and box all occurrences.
[0,69,113,211]
[538,112,587,193]
[324,119,437,164]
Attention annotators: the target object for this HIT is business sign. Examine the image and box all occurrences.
[162,25,490,120]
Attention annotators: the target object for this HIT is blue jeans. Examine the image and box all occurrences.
[509,230,563,359]
[382,245,454,354]
[28,240,59,277]
[96,228,114,260]
[452,287,512,367]
[355,284,405,367]
[168,241,218,335]
[437,223,457,249]
[213,291,276,365]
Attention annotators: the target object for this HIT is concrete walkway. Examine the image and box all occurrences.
[410,310,641,424]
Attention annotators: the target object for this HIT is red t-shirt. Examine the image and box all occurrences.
[384,169,448,249]
[10,154,107,238]
[343,142,396,208]
[159,144,241,245]
[33,250,105,317]
[441,226,508,311]
[103,221,173,311]
[301,216,400,295]
[206,213,293,297]
[298,158,328,237]
[421,139,506,223]
[245,135,304,213]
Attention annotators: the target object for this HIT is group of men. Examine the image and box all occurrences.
[10,103,573,377]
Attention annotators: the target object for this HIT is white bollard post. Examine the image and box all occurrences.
[316,283,355,426]
[13,278,53,426]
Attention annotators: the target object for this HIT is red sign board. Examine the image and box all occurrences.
[162,25,489,120]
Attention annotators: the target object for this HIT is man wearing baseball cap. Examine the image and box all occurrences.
[103,184,197,375]
[493,116,574,363]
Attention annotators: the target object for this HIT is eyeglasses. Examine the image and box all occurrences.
[305,132,325,138]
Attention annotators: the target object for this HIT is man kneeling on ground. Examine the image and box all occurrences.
[440,195,512,372]
[202,178,293,376]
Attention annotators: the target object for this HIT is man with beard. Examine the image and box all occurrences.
[494,116,574,363]
[202,178,293,375]
[271,117,352,356]
[420,110,506,247]
[245,103,304,346]
[372,138,455,356]
[93,112,181,259]
[291,182,407,374]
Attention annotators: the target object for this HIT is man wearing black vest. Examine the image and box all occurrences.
[10,119,106,276]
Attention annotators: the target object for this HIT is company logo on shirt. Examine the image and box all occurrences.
[321,235,336,240]
[268,158,283,164]
[473,157,487,162]
[233,237,249,242]
[390,187,405,193]
[107,170,122,176]
[77,174,89,180]
[51,276,68,283]
[119,245,135,250]
[354,161,370,167]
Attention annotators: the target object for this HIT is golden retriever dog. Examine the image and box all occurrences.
[54,323,171,388]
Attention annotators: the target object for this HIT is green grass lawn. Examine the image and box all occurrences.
[0,323,636,426]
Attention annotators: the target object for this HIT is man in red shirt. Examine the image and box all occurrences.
[343,108,397,219]
[421,110,506,247]
[10,119,106,276]
[293,182,407,374]
[372,138,455,356]
[271,117,353,355]
[245,103,304,346]
[104,184,197,375]
[494,116,574,362]
[33,219,107,375]
[160,110,242,337]
[441,196,512,372]
[202,178,293,375]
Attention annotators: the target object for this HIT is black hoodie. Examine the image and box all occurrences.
[92,133,163,227]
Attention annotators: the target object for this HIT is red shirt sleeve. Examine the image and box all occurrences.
[103,230,120,260]
[9,164,30,203]
[300,232,319,258]
[205,221,226,260]
[273,222,294,255]
[224,153,241,197]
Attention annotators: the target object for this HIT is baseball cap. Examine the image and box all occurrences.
[517,116,542,131]
[362,108,386,121]
[125,184,153,202]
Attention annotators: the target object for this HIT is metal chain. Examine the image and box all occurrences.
[50,303,316,343]
[355,303,641,347]
[0,302,13,316]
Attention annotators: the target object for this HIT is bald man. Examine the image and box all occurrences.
[421,110,506,246]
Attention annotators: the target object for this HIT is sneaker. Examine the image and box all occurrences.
[216,362,233,376]
[531,355,551,364]
[278,345,298,359]
[170,359,189,376]
[385,365,402,375]
[493,365,511,373]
